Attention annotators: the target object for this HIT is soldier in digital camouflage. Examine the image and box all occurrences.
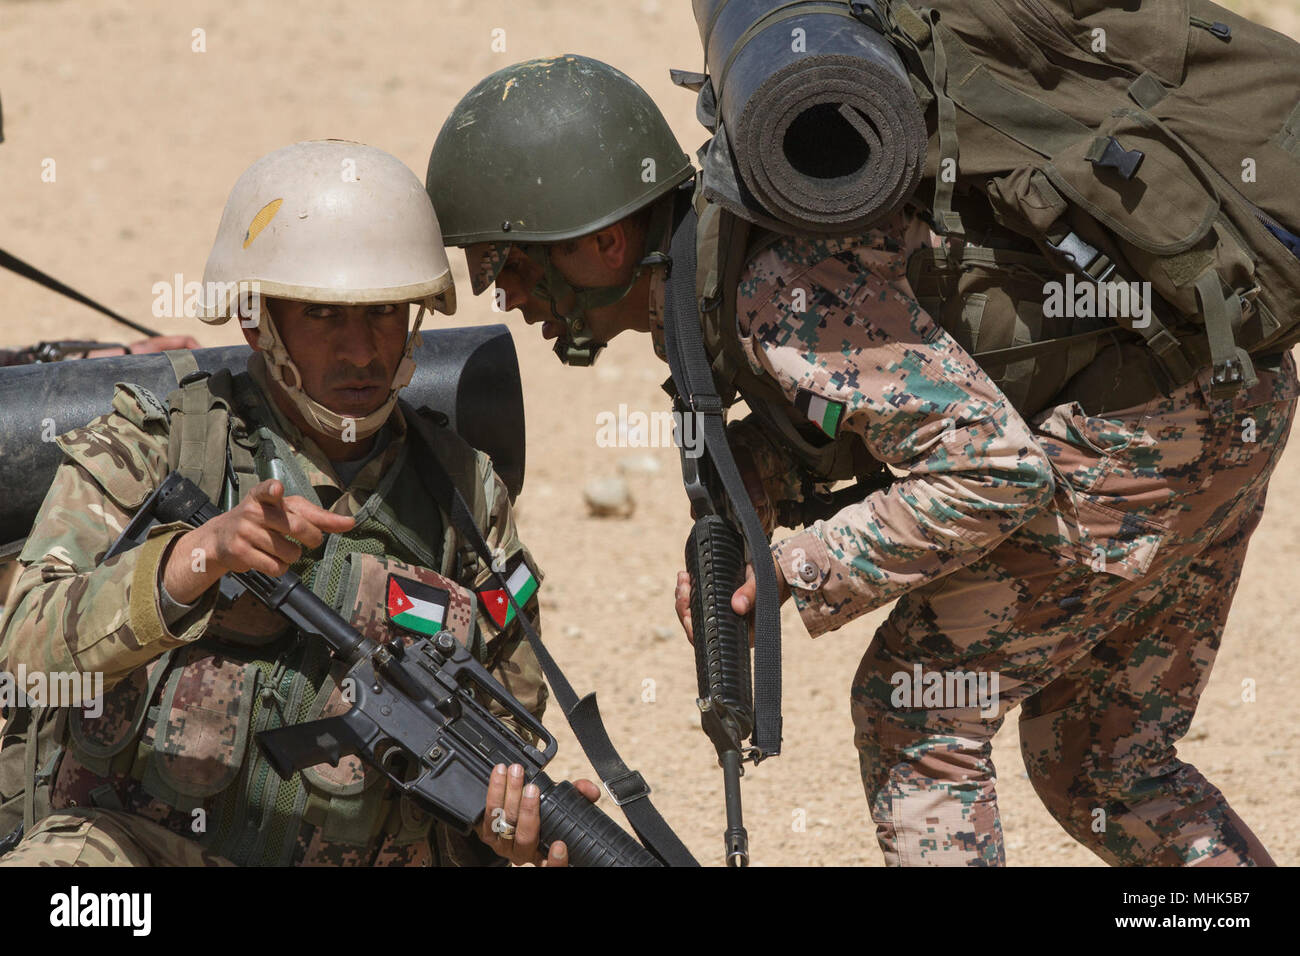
[0,140,597,867]
[424,56,1297,866]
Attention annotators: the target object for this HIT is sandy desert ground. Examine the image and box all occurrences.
[1,0,1298,867]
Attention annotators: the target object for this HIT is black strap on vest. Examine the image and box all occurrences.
[405,410,698,867]
[661,208,783,760]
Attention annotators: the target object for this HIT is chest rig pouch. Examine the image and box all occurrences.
[60,354,490,864]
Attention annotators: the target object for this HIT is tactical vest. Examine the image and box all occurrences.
[5,354,507,865]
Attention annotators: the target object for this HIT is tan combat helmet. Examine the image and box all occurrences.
[201,140,456,439]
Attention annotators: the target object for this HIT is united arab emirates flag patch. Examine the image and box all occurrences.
[386,574,450,636]
[795,387,845,438]
[478,553,539,630]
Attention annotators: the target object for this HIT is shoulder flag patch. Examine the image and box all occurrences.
[794,387,845,438]
[386,574,450,637]
[477,552,539,630]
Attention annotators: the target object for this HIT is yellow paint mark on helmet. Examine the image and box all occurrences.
[502,78,517,101]
[243,198,283,249]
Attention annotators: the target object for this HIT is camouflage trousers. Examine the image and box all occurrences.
[0,808,233,866]
[852,354,1298,866]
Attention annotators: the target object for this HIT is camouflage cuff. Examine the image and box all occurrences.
[129,525,216,649]
[770,530,856,639]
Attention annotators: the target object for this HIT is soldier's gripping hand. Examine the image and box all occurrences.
[85,334,203,358]
[675,557,792,644]
[162,478,355,604]
[479,763,601,867]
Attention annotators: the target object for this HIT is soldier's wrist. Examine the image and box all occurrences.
[159,529,222,605]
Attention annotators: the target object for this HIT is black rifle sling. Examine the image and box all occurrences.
[661,210,783,758]
[406,412,698,867]
[0,246,162,339]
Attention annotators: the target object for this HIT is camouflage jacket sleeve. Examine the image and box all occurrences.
[466,451,549,728]
[0,386,217,689]
[737,213,1055,637]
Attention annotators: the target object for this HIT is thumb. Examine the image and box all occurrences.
[732,564,757,616]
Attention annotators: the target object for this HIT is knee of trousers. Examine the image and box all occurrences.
[853,689,1000,780]
[0,808,149,866]
[1018,710,1115,833]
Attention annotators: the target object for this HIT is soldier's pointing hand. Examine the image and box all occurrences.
[163,478,355,604]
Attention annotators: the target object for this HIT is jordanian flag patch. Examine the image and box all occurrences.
[478,553,539,630]
[386,574,450,637]
[794,387,845,438]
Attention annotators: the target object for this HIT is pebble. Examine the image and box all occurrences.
[563,624,582,639]
[652,626,675,642]
[583,476,635,518]
[618,454,662,476]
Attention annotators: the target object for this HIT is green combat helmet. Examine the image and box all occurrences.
[426,55,693,365]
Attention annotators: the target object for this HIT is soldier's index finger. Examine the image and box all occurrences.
[287,497,356,531]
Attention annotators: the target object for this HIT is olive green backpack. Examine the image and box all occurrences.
[870,0,1300,414]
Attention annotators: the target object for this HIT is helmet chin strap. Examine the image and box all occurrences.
[255,301,428,442]
[521,197,679,367]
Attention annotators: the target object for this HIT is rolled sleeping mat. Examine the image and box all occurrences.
[693,0,926,235]
[0,324,525,555]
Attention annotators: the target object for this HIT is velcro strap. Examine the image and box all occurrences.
[892,1,931,45]
[1128,72,1168,111]
[164,349,199,385]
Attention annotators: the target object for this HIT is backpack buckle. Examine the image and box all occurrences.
[1087,136,1145,181]
[1046,231,1116,284]
[1210,357,1247,397]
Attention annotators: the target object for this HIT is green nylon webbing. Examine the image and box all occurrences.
[1195,270,1258,397]
[928,14,964,238]
[1127,72,1168,111]
[165,350,231,503]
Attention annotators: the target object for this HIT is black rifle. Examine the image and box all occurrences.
[107,472,658,867]
[683,476,755,868]
[660,194,777,868]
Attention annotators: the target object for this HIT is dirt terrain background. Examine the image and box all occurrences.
[2,0,1297,866]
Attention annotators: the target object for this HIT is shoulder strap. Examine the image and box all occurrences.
[163,351,247,505]
[664,206,783,760]
[403,407,698,867]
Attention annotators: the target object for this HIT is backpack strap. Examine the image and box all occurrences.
[403,406,698,867]
[161,352,258,508]
[163,350,233,503]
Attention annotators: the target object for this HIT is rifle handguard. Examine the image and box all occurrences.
[537,779,658,867]
[686,513,754,866]
[687,514,754,746]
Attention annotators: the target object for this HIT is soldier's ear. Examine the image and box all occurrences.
[594,222,632,272]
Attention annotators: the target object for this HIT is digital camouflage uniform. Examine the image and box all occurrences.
[656,207,1297,866]
[0,353,548,866]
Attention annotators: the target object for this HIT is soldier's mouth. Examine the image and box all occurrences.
[331,384,383,409]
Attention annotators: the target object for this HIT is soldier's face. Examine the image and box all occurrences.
[468,223,649,351]
[478,243,571,340]
[248,299,410,417]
